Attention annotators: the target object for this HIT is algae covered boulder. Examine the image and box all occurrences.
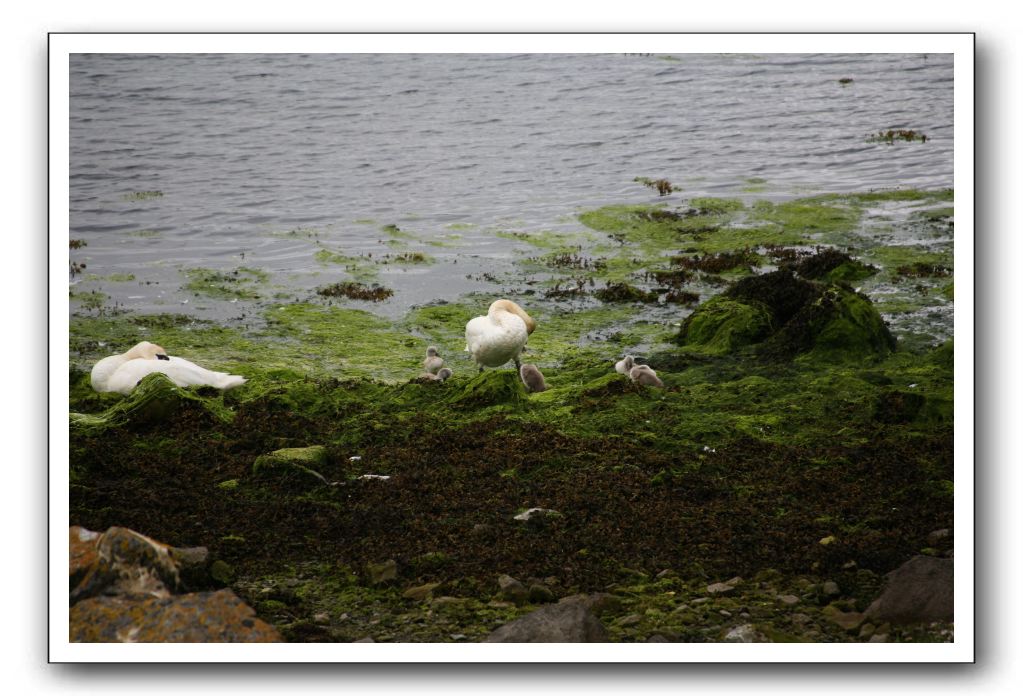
[677,270,895,363]
[69,372,234,435]
[252,445,330,485]
[448,370,528,408]
[675,296,773,355]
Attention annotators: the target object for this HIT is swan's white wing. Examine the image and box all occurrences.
[465,314,528,368]
[107,356,246,394]
[90,354,126,392]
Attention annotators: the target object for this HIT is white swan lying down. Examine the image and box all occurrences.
[90,341,247,395]
[465,299,536,371]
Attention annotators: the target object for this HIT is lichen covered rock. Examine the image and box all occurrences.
[70,589,282,642]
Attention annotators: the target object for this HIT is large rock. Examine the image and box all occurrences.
[69,526,101,589]
[865,555,953,624]
[449,371,528,408]
[70,372,233,434]
[677,270,895,363]
[484,602,608,642]
[71,526,187,604]
[70,589,282,642]
[68,525,273,643]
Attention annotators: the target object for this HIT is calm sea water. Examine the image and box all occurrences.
[69,53,954,318]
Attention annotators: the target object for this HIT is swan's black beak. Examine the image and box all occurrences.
[157,354,170,361]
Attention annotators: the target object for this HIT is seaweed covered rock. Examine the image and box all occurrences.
[677,270,895,363]
[253,445,330,486]
[448,370,528,408]
[69,372,234,435]
[674,296,773,355]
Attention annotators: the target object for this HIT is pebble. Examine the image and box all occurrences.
[777,594,800,606]
[313,612,330,625]
[822,580,841,596]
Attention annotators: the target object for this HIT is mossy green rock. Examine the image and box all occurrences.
[69,372,234,434]
[676,296,773,354]
[252,445,329,484]
[677,270,895,364]
[449,370,529,408]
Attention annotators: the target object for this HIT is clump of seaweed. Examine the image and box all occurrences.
[543,278,592,300]
[895,262,952,278]
[385,252,431,264]
[777,246,878,283]
[838,78,854,85]
[594,282,659,304]
[123,190,164,201]
[533,253,608,271]
[664,290,700,305]
[671,248,760,274]
[869,129,928,144]
[70,239,88,279]
[645,268,693,287]
[634,177,675,196]
[316,281,394,302]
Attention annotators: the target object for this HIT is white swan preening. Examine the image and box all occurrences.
[629,364,664,388]
[465,299,536,372]
[519,363,547,393]
[422,346,444,375]
[90,341,247,395]
[615,355,635,375]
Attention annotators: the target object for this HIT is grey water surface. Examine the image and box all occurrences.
[69,52,954,319]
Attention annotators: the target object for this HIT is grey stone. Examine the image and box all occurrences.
[485,602,608,642]
[777,594,800,606]
[723,624,768,643]
[706,582,736,595]
[498,574,528,605]
[865,555,953,624]
[822,580,841,596]
[927,529,951,545]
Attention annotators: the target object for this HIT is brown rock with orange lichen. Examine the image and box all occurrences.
[71,526,183,605]
[68,526,274,643]
[70,589,282,643]
[69,526,101,589]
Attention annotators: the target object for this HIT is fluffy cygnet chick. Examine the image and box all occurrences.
[417,367,453,382]
[629,364,664,388]
[422,346,444,374]
[519,363,548,393]
[615,355,635,375]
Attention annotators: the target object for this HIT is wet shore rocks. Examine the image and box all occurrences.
[69,525,281,643]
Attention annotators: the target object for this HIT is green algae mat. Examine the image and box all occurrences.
[68,190,955,643]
